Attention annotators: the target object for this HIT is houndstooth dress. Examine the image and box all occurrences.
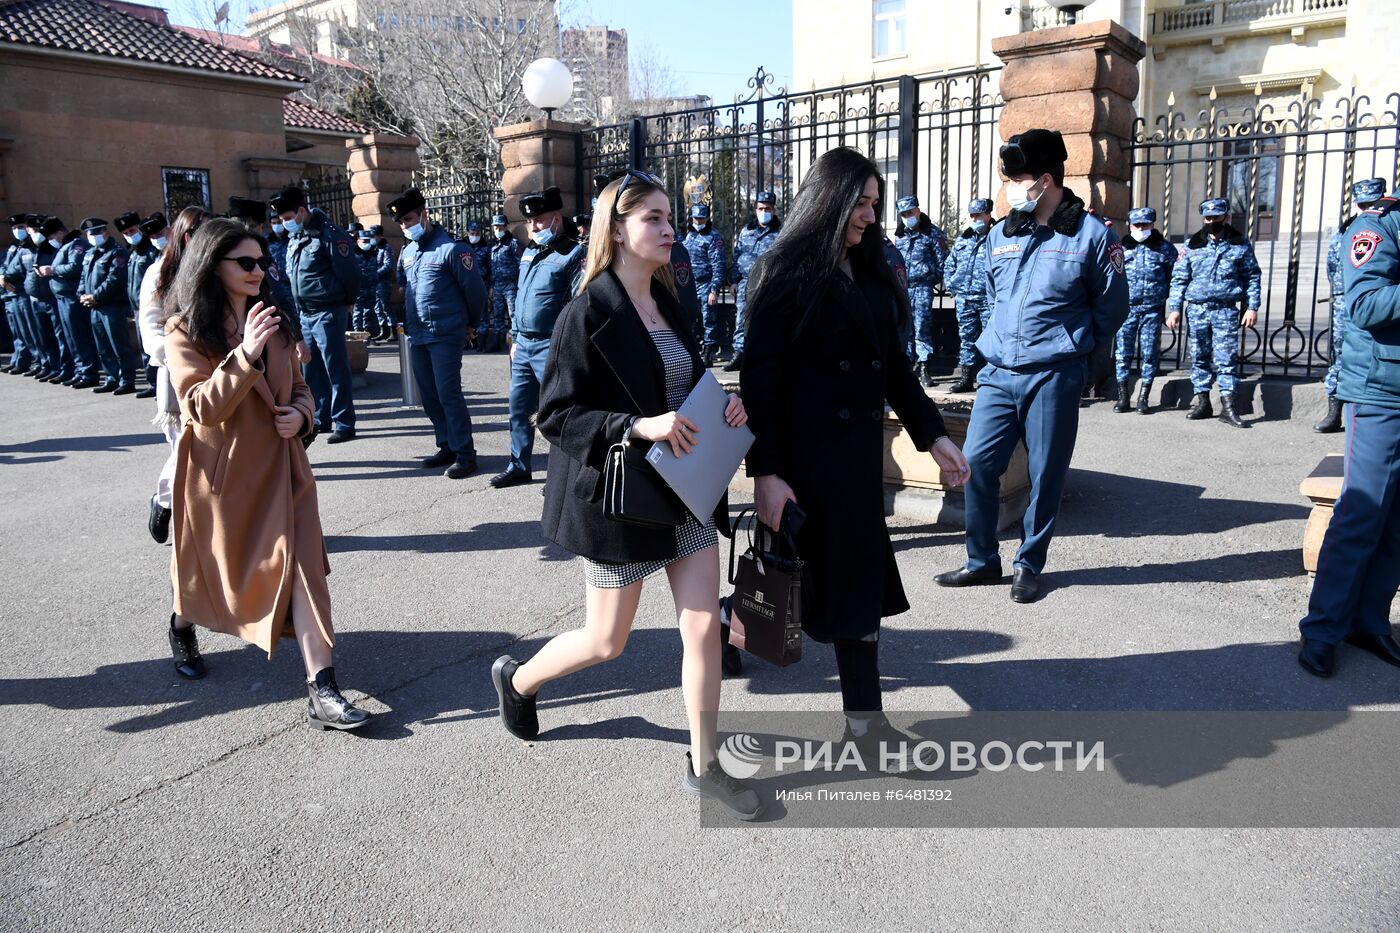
[583,328,718,588]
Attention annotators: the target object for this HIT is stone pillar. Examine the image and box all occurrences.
[243,157,308,202]
[345,133,421,249]
[992,21,1147,228]
[492,119,585,238]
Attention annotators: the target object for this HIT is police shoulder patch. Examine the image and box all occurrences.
[1106,240,1125,275]
[337,241,350,257]
[460,249,474,270]
[1351,230,1383,268]
[674,262,691,286]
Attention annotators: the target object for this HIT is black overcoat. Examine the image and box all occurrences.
[741,271,948,641]
[538,269,732,564]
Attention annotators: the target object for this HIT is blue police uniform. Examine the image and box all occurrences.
[5,236,50,375]
[671,240,701,320]
[127,239,160,384]
[51,236,99,383]
[373,239,396,338]
[1115,207,1177,393]
[1166,201,1262,400]
[352,236,380,333]
[463,225,493,290]
[80,236,138,390]
[286,207,360,434]
[1323,180,1388,405]
[399,223,488,462]
[730,213,781,357]
[26,235,73,381]
[1297,195,1400,672]
[894,196,950,368]
[508,231,584,474]
[961,190,1128,577]
[682,206,727,352]
[944,199,994,370]
[488,227,521,341]
[2,238,32,371]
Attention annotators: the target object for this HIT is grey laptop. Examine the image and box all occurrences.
[645,370,755,521]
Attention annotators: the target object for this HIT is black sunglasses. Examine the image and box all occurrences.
[223,255,271,272]
[612,170,665,204]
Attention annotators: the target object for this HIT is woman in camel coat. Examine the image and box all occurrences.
[164,217,370,731]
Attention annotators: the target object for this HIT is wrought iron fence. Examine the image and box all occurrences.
[305,172,354,230]
[411,166,501,238]
[1128,86,1400,378]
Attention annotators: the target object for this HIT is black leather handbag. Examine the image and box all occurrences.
[603,440,686,528]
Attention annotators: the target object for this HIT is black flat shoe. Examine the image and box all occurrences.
[489,467,533,489]
[168,615,206,679]
[112,384,136,396]
[71,378,98,389]
[93,383,117,394]
[491,655,539,740]
[148,495,172,544]
[420,447,455,469]
[1298,637,1336,677]
[445,456,478,479]
[325,429,355,444]
[135,386,156,399]
[306,667,371,730]
[1344,632,1400,668]
[934,564,1004,587]
[1010,566,1041,603]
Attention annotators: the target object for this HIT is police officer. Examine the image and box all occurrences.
[49,218,99,387]
[1114,206,1177,414]
[484,213,520,353]
[894,194,951,388]
[353,225,380,335]
[2,214,35,374]
[936,129,1128,603]
[78,217,139,395]
[725,191,782,373]
[1316,177,1387,433]
[128,212,168,398]
[3,214,47,378]
[272,184,360,443]
[389,188,488,479]
[683,202,727,366]
[571,213,592,246]
[1297,191,1400,677]
[17,215,66,381]
[492,186,584,489]
[1166,198,1262,429]
[463,220,493,295]
[369,225,396,344]
[25,215,74,385]
[944,198,995,392]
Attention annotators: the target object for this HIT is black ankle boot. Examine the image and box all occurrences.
[1313,396,1344,433]
[306,667,371,731]
[919,361,936,388]
[1113,382,1131,412]
[948,365,976,393]
[1219,394,1247,428]
[167,615,206,679]
[1137,382,1152,414]
[1186,392,1213,420]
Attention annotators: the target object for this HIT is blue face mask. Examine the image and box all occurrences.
[88,234,106,248]
[756,210,774,226]
[404,222,425,242]
[153,236,168,250]
[271,222,285,235]
[971,219,988,234]
[10,227,25,242]
[282,218,302,236]
[902,214,920,231]
[29,229,44,244]
[124,231,142,246]
[531,227,555,247]
[1007,178,1043,214]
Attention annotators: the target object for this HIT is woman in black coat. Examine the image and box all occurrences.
[742,147,970,765]
[490,171,762,820]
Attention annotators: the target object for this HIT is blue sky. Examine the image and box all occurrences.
[163,0,793,107]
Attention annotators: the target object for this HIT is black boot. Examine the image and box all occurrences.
[1313,397,1344,434]
[1186,392,1213,420]
[722,352,743,373]
[919,360,935,388]
[306,667,371,731]
[1137,382,1152,414]
[167,615,206,679]
[948,365,976,393]
[1113,382,1131,413]
[1219,394,1247,428]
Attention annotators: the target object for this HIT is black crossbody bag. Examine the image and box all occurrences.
[602,439,686,528]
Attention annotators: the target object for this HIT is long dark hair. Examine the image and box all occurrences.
[170,218,296,357]
[155,206,211,303]
[745,147,910,335]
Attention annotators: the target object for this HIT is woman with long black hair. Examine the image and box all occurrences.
[163,218,371,730]
[741,147,970,768]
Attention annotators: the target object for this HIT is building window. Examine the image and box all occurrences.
[161,167,211,217]
[873,0,906,58]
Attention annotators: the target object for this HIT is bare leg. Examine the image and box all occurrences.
[289,567,333,679]
[511,579,643,697]
[665,546,722,776]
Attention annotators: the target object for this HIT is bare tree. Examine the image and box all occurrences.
[623,41,681,116]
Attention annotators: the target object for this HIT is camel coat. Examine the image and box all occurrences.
[165,319,332,658]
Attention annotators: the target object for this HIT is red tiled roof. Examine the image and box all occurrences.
[175,25,359,73]
[0,0,304,83]
[283,97,368,135]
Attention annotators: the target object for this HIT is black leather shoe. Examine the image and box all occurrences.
[1010,566,1041,603]
[444,455,478,479]
[489,467,533,489]
[420,447,455,469]
[723,352,744,372]
[491,655,540,740]
[93,382,117,394]
[306,667,371,731]
[71,378,98,390]
[325,429,355,444]
[919,361,936,388]
[168,615,207,680]
[934,564,1004,587]
[148,495,172,544]
[1298,637,1336,677]
[112,384,136,396]
[1313,397,1344,433]
[1344,632,1400,669]
[135,386,156,399]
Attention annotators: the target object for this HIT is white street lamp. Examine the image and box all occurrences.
[1046,0,1087,25]
[523,57,574,120]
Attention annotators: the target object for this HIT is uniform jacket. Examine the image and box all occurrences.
[732,220,782,291]
[463,238,492,287]
[537,269,730,564]
[1167,223,1262,312]
[286,208,360,313]
[50,238,88,299]
[491,235,521,292]
[895,218,949,288]
[513,233,584,338]
[25,239,59,303]
[978,188,1129,372]
[355,247,379,303]
[128,242,159,314]
[1121,230,1178,307]
[1339,197,1400,408]
[165,319,330,658]
[3,242,36,301]
[375,243,396,287]
[682,225,727,288]
[883,240,908,290]
[670,241,701,318]
[741,267,948,641]
[397,225,487,344]
[79,238,131,311]
[943,226,991,302]
[1327,215,1359,312]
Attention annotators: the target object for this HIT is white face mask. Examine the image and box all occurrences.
[1006,177,1044,214]
[153,236,168,250]
[467,234,481,244]
[359,240,375,251]
[492,227,507,239]
[1132,226,1154,238]
[971,219,989,234]
[404,222,425,242]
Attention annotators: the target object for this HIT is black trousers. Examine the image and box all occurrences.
[833,639,882,712]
